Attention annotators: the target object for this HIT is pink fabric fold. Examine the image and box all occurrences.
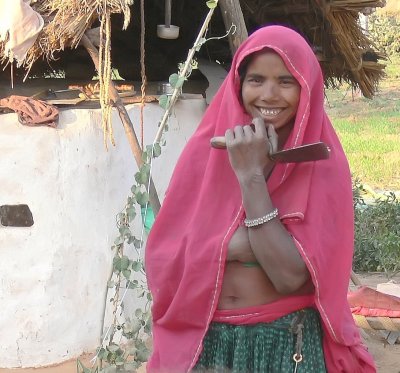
[145,25,375,373]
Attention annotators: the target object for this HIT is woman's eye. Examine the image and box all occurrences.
[247,77,261,83]
[281,79,295,86]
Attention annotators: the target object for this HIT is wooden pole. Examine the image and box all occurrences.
[218,0,248,55]
[81,34,161,215]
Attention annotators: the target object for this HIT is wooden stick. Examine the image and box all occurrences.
[81,34,161,215]
[218,0,248,55]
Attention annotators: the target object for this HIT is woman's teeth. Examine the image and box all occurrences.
[259,108,281,116]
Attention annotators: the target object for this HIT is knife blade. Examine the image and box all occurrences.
[210,136,330,163]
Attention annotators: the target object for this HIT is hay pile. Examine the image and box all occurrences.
[243,0,387,97]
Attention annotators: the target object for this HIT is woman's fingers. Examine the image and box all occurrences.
[267,124,278,154]
[225,128,235,147]
[243,124,254,138]
[251,117,267,135]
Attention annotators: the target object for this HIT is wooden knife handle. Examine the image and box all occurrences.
[210,136,227,149]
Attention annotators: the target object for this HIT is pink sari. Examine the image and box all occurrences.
[145,25,375,373]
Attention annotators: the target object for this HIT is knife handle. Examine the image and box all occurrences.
[210,136,227,149]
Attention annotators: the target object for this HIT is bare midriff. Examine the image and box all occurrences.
[217,225,314,310]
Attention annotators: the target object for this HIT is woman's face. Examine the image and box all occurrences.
[241,51,301,132]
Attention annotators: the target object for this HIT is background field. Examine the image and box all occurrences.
[326,55,400,191]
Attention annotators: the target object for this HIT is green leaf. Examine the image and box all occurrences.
[131,260,143,272]
[126,207,136,222]
[135,164,150,185]
[158,94,169,110]
[107,280,115,288]
[168,73,179,87]
[113,255,130,272]
[142,150,149,163]
[124,318,142,335]
[169,73,185,89]
[118,226,130,237]
[97,347,108,359]
[135,191,149,207]
[131,185,141,195]
[113,257,121,272]
[120,256,130,271]
[107,343,120,353]
[114,235,124,245]
[133,238,143,249]
[122,269,131,280]
[153,143,162,157]
[115,356,125,365]
[206,0,218,9]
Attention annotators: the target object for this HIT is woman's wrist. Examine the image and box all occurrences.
[237,170,266,187]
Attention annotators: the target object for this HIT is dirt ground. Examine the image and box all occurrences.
[1,273,398,373]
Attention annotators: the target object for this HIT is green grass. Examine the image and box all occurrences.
[325,56,400,191]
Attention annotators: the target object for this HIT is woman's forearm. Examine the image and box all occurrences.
[239,173,309,294]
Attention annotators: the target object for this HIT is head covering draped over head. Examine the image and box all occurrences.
[145,25,375,373]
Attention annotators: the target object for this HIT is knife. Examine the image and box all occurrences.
[210,137,330,163]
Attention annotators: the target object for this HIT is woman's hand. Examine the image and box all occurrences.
[225,118,278,181]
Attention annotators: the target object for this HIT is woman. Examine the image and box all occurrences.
[145,25,375,372]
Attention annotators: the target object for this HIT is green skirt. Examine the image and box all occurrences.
[193,308,326,373]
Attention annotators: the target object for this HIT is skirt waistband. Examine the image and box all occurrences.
[213,294,315,325]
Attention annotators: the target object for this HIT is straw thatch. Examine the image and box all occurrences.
[0,0,389,98]
[0,0,131,74]
[241,0,387,97]
[32,0,131,68]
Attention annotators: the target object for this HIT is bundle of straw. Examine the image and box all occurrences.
[329,0,386,11]
[325,7,386,97]
[23,0,132,71]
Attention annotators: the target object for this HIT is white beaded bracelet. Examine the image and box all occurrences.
[244,208,279,228]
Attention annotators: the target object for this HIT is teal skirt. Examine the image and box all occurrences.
[193,308,326,373]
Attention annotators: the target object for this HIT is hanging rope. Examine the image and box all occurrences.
[98,0,115,149]
[139,0,147,150]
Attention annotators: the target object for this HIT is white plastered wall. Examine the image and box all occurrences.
[0,96,206,367]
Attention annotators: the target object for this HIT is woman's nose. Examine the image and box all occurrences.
[260,82,277,100]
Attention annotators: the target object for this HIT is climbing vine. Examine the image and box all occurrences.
[78,1,220,372]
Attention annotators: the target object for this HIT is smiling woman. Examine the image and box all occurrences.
[145,25,376,373]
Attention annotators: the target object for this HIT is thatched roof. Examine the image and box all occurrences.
[20,0,131,71]
[0,0,388,98]
[241,0,387,98]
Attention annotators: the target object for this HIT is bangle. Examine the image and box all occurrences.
[244,208,279,228]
